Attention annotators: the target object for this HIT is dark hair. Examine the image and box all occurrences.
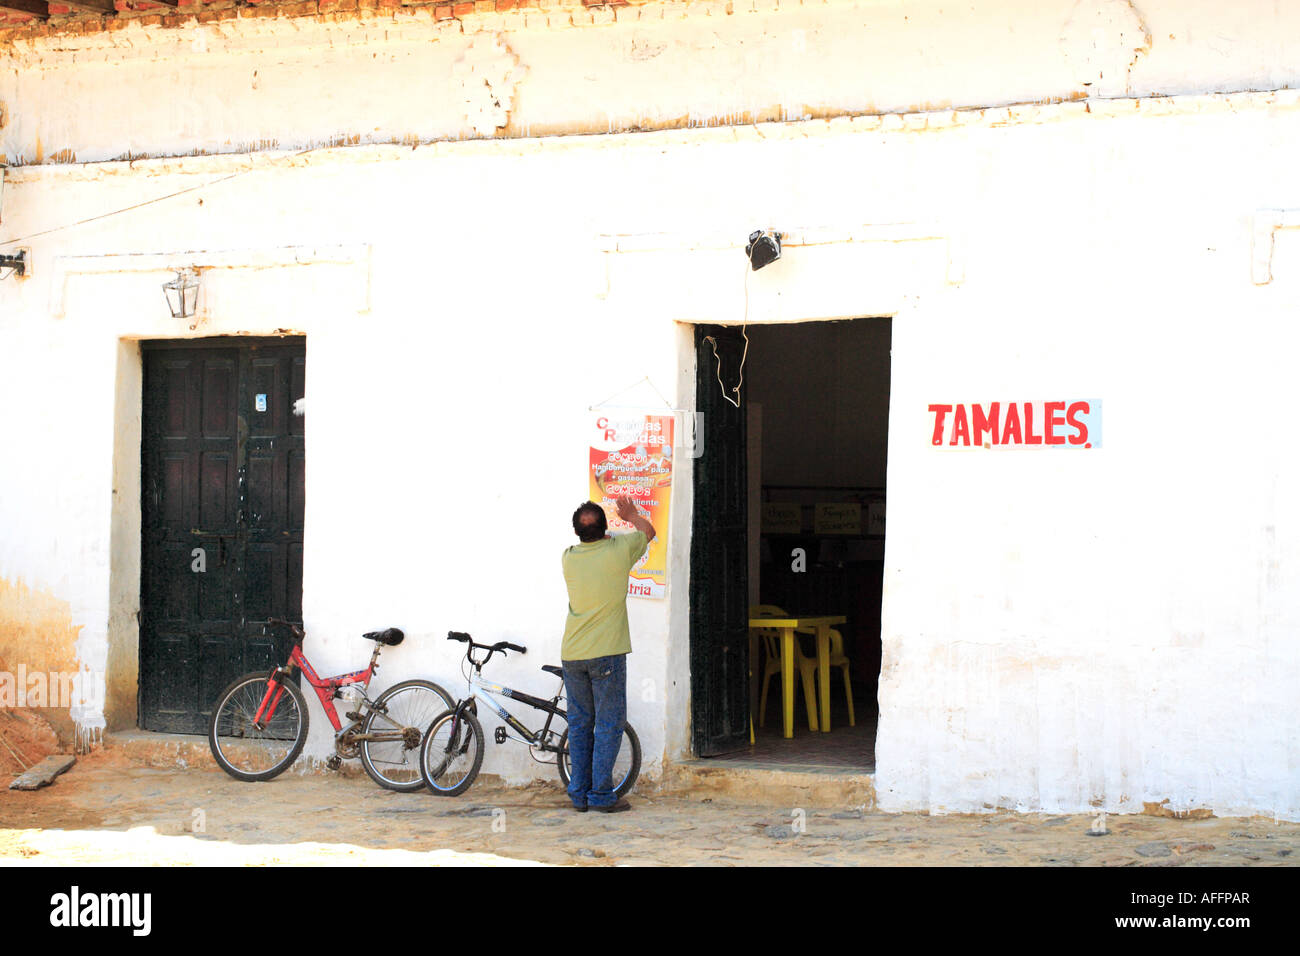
[572,501,608,543]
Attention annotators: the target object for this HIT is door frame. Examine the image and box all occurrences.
[132,334,306,734]
[684,316,894,763]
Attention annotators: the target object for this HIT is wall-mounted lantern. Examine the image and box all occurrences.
[162,268,200,319]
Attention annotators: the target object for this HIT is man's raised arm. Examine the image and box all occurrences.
[615,495,656,543]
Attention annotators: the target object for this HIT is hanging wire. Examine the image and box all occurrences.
[589,376,677,412]
[704,257,751,408]
[0,145,325,248]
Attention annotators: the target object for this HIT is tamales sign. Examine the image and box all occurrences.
[928,400,1102,449]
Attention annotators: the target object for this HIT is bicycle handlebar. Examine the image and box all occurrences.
[447,631,527,657]
[266,617,305,643]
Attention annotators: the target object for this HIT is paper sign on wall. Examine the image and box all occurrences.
[867,501,886,535]
[762,503,802,534]
[589,412,674,599]
[814,503,861,535]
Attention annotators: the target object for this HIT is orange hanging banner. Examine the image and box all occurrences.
[588,412,674,599]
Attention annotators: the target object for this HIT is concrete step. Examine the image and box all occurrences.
[659,759,876,809]
[103,731,362,776]
[104,731,212,769]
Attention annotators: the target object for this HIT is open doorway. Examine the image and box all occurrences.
[689,318,889,773]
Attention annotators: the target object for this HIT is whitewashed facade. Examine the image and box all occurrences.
[2,0,1299,817]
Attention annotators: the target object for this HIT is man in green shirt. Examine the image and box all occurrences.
[561,495,656,812]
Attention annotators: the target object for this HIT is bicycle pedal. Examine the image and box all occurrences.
[325,755,342,771]
[494,727,507,745]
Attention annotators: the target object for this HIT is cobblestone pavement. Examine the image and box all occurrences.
[2,755,1299,866]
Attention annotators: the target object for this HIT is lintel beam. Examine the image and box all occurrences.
[0,0,50,19]
[57,0,116,13]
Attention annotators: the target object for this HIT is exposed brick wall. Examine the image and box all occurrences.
[0,0,639,39]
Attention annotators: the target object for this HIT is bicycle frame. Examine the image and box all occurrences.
[457,669,567,751]
[254,643,377,733]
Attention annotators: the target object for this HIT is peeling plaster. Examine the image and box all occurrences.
[1059,0,1152,97]
[453,32,525,136]
[5,2,1300,168]
[0,577,99,747]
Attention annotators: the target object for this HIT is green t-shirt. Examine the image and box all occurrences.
[561,531,649,661]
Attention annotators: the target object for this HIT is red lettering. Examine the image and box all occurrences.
[1001,403,1023,444]
[928,404,952,445]
[972,403,1000,446]
[950,405,971,446]
[604,430,617,441]
[1024,402,1043,445]
[1066,401,1090,445]
[1045,402,1066,445]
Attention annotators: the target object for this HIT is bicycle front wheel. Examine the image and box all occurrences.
[557,722,641,799]
[419,709,484,797]
[360,679,456,792]
[208,672,309,782]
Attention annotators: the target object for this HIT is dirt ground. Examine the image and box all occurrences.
[2,748,1299,867]
[0,711,60,776]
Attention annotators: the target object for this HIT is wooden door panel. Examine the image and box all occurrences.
[159,455,189,526]
[246,453,282,530]
[289,356,306,439]
[287,542,304,621]
[151,630,196,719]
[690,325,751,757]
[141,338,305,734]
[198,451,236,529]
[244,542,283,620]
[289,451,306,531]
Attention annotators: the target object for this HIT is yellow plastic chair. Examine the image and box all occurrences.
[795,625,856,728]
[752,605,821,732]
[748,605,787,741]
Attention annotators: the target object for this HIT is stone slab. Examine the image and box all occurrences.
[8,754,76,790]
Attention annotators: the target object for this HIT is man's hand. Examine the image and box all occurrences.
[615,496,638,522]
[614,495,657,543]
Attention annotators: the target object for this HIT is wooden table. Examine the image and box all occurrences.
[748,615,847,739]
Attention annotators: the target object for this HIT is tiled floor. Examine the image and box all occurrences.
[709,689,877,775]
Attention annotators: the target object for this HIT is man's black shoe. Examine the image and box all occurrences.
[572,803,588,813]
[592,798,631,813]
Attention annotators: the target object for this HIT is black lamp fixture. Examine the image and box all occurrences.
[0,248,28,280]
[162,267,200,319]
[745,229,782,270]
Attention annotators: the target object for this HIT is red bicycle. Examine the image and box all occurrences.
[207,617,454,790]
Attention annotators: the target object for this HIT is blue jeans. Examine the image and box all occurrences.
[562,654,627,809]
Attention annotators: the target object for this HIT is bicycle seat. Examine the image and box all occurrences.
[362,628,404,646]
[542,664,564,678]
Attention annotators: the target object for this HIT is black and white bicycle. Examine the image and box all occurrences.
[419,631,641,798]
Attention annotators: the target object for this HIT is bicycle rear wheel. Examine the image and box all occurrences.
[208,672,309,782]
[557,722,641,799]
[359,679,456,792]
[419,709,484,797]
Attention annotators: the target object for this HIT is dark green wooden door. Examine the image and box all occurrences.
[690,325,750,757]
[140,338,305,733]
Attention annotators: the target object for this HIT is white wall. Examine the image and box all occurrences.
[3,12,1300,814]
